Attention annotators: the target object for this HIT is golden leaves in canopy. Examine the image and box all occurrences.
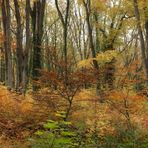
[78,50,118,68]
[96,50,118,64]
[77,0,107,11]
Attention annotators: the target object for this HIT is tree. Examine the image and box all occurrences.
[133,0,148,81]
[30,0,46,90]
[82,0,100,92]
[13,0,24,90]
[1,0,13,88]
[22,0,31,93]
[55,0,70,84]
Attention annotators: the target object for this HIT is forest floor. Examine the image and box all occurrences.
[0,85,52,147]
[0,85,147,147]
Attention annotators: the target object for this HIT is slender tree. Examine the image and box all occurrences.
[1,0,13,88]
[55,0,70,84]
[13,0,24,90]
[133,0,148,80]
[83,0,100,95]
[30,0,46,90]
[22,0,31,93]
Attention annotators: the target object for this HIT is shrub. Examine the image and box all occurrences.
[29,111,77,148]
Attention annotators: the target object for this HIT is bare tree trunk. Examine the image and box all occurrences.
[22,0,31,94]
[14,0,24,90]
[83,0,100,96]
[133,0,148,80]
[0,11,5,83]
[1,0,13,89]
[144,5,148,59]
[30,0,46,90]
[55,0,70,85]
[0,49,5,83]
[94,12,100,54]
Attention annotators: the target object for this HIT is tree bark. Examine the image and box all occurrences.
[22,0,31,94]
[30,0,46,90]
[14,0,24,90]
[1,0,13,88]
[83,0,100,96]
[133,0,148,80]
[55,0,70,85]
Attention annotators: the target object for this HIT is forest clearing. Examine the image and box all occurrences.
[0,0,148,147]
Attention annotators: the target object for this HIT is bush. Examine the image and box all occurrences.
[29,111,148,148]
[98,127,148,148]
[29,111,77,148]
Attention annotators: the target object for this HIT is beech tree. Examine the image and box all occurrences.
[30,0,46,90]
[1,0,13,88]
[133,0,148,80]
[55,0,70,84]
[13,0,24,89]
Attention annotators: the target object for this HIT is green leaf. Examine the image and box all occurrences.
[55,137,72,145]
[43,122,59,130]
[34,130,44,136]
[47,120,56,123]
[61,131,76,137]
[55,113,66,118]
[46,133,54,139]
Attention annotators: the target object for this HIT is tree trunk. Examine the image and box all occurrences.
[83,0,100,96]
[133,0,148,80]
[30,0,46,90]
[55,0,70,85]
[1,0,13,89]
[22,0,31,94]
[14,0,24,90]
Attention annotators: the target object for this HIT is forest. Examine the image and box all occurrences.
[0,0,148,147]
